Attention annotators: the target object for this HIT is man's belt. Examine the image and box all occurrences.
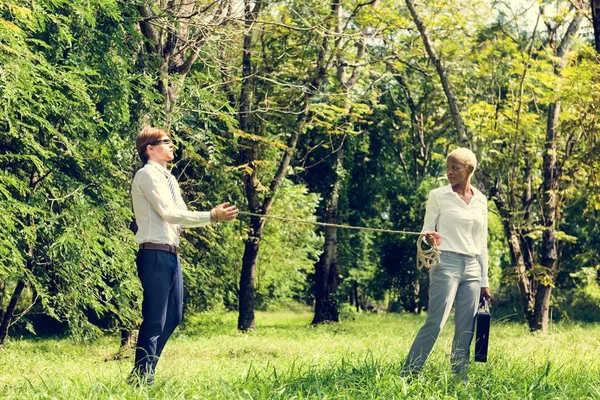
[139,242,179,255]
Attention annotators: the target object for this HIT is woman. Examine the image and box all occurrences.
[402,147,492,378]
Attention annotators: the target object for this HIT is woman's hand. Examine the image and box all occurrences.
[480,287,492,301]
[424,231,442,246]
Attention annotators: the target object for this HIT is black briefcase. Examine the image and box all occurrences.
[474,299,490,362]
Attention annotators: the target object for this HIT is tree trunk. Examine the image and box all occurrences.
[404,0,469,146]
[0,281,25,346]
[532,284,553,332]
[236,0,263,332]
[0,245,34,347]
[237,151,262,332]
[310,0,371,325]
[592,0,600,53]
[0,280,5,317]
[509,229,536,326]
[388,67,430,310]
[312,145,344,325]
[238,239,260,331]
[120,329,132,348]
[491,184,537,327]
[237,0,335,331]
[535,102,561,333]
[353,281,359,312]
[0,171,40,346]
[532,13,583,333]
[519,154,537,328]
[521,158,537,280]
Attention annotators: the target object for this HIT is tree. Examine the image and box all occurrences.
[136,0,234,122]
[535,1,584,332]
[310,0,372,325]
[466,0,589,332]
[404,0,469,146]
[236,0,340,331]
[0,0,140,345]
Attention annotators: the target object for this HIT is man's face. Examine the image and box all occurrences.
[147,134,174,164]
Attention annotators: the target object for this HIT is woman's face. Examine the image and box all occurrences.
[446,155,472,186]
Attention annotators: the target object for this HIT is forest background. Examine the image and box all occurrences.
[1,0,600,347]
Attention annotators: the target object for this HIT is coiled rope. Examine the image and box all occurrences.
[238,211,440,270]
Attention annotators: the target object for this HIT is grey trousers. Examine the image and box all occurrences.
[403,251,481,375]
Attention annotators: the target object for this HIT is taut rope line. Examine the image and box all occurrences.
[238,211,440,269]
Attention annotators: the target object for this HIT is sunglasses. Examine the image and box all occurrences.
[150,138,172,146]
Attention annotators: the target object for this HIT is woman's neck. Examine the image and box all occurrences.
[452,181,472,196]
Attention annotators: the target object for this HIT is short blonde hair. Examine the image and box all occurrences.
[447,147,477,172]
[136,127,169,163]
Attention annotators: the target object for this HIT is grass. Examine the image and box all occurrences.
[1,310,600,399]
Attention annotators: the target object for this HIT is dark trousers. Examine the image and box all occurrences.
[133,249,183,376]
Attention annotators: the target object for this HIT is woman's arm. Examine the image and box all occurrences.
[422,190,442,245]
[478,201,491,300]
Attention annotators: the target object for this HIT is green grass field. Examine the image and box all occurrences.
[1,310,600,399]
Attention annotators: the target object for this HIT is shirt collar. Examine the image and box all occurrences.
[441,184,453,194]
[442,184,481,198]
[146,160,169,173]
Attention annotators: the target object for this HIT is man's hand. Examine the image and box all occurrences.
[424,231,442,246]
[480,287,492,302]
[212,203,239,222]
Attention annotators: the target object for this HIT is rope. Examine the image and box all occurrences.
[238,211,440,269]
[416,234,441,270]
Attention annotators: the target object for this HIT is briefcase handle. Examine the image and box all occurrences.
[479,298,490,313]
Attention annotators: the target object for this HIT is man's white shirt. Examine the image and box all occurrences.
[422,184,489,287]
[132,160,211,247]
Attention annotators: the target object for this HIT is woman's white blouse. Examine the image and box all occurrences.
[422,185,489,287]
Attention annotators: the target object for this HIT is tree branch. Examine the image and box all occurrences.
[404,0,469,146]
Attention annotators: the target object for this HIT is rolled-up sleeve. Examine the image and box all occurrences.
[422,191,440,233]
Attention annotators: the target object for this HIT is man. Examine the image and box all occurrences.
[129,126,238,385]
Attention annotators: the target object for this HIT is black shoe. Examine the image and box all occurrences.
[400,367,420,380]
[127,368,155,387]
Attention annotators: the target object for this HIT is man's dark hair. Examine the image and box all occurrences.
[135,127,169,163]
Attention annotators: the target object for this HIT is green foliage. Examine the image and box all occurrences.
[1,0,600,343]
[0,0,141,339]
[460,4,600,326]
[554,274,600,323]
[255,182,323,309]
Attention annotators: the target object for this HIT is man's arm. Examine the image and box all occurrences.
[136,170,211,227]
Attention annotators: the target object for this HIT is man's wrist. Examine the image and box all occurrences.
[210,208,217,224]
